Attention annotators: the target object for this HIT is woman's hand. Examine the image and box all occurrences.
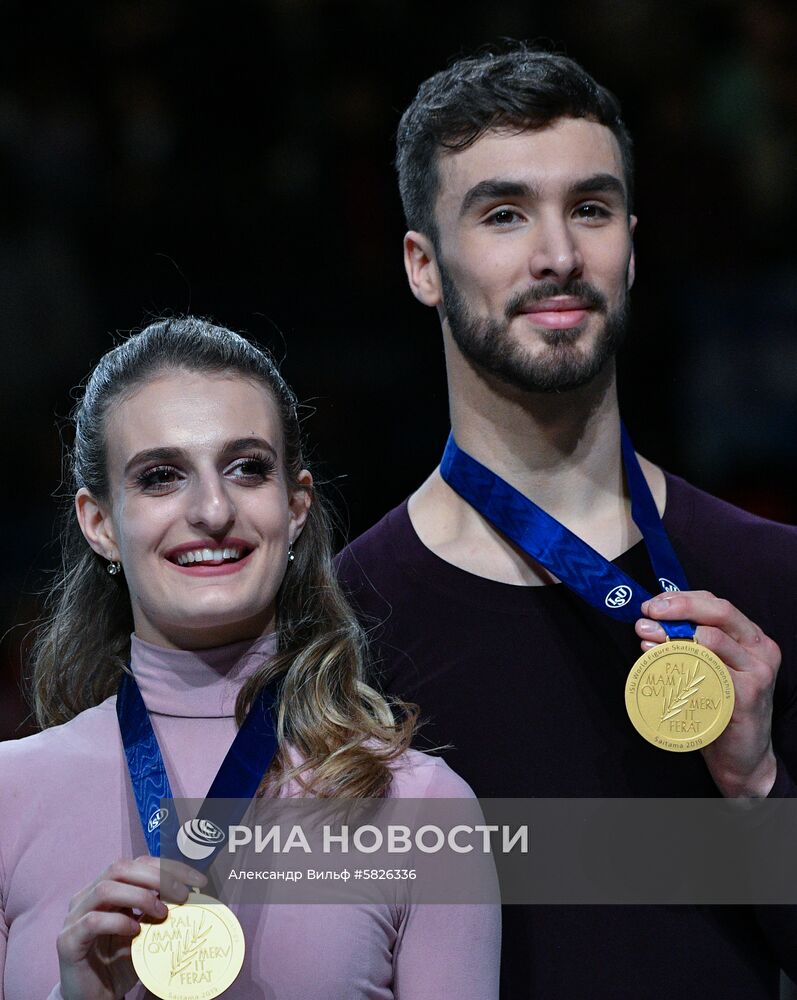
[56,855,206,1000]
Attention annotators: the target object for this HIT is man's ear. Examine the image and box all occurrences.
[627,214,637,290]
[403,231,443,307]
[75,488,119,561]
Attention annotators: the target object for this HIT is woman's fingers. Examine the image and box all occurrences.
[68,856,207,914]
[56,855,208,1000]
[80,881,169,920]
[57,911,142,963]
[158,856,208,892]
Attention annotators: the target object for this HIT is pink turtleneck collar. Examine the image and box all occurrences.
[129,632,278,719]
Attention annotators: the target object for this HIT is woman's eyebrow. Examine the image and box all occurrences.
[123,438,278,476]
[124,446,184,476]
[221,437,278,458]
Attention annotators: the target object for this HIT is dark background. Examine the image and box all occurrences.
[2,0,796,739]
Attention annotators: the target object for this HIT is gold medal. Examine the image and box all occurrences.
[132,891,245,999]
[625,639,734,752]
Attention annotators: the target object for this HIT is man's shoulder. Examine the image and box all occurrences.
[334,500,421,614]
[336,501,409,574]
[665,471,797,569]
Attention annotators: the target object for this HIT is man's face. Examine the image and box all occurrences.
[430,118,636,393]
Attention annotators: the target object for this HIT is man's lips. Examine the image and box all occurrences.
[518,297,593,330]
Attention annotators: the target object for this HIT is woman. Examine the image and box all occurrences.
[0,317,500,1000]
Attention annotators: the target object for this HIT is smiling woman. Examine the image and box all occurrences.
[0,317,499,1000]
[76,371,309,653]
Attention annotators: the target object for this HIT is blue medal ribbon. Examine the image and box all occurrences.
[439,424,695,639]
[116,668,279,871]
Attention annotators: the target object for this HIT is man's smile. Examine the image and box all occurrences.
[519,296,593,329]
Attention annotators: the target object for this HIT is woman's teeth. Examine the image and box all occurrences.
[175,547,242,566]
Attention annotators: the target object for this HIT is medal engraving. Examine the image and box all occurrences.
[132,892,245,999]
[625,641,734,752]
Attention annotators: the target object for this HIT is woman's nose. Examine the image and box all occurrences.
[186,474,236,534]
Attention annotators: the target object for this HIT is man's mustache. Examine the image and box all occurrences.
[505,280,608,319]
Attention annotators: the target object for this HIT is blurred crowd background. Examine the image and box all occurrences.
[2,0,796,738]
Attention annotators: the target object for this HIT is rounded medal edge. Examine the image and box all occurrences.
[624,647,736,753]
[624,694,736,753]
[131,896,245,1000]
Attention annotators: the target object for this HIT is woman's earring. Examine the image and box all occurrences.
[107,560,122,576]
[287,543,295,563]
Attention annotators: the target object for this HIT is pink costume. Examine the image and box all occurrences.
[0,635,500,999]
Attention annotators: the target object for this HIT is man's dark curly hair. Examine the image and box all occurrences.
[395,42,634,247]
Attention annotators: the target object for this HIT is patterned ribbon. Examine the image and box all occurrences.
[439,422,695,640]
[117,669,279,871]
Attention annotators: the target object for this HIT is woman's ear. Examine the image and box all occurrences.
[75,488,119,561]
[288,469,313,544]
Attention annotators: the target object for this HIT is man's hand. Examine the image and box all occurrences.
[636,590,781,797]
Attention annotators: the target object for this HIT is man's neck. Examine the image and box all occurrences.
[449,354,622,520]
[408,353,665,585]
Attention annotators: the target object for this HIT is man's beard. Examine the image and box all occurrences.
[439,265,629,393]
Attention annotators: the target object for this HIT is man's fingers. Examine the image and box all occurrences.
[692,625,760,674]
[641,592,779,663]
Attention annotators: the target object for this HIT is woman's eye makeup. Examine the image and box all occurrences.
[134,453,276,492]
[136,465,179,491]
[226,453,276,480]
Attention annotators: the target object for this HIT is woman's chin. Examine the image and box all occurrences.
[141,610,276,649]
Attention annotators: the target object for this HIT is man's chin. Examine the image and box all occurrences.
[537,323,591,347]
[480,341,616,394]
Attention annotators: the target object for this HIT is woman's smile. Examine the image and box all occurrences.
[85,370,311,649]
[165,536,255,572]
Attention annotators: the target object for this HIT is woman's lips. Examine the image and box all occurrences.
[166,549,255,577]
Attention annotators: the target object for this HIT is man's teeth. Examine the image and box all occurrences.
[175,547,242,566]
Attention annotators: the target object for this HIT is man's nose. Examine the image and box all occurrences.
[527,213,584,284]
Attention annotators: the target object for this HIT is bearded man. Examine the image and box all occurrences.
[336,44,797,999]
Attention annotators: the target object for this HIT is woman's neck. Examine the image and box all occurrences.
[129,631,277,718]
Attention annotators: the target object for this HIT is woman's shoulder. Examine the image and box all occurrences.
[388,748,477,799]
[0,698,118,779]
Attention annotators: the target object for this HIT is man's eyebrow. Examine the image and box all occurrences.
[567,173,626,201]
[123,437,277,475]
[459,174,627,217]
[459,179,538,217]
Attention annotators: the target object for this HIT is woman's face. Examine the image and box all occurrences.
[77,370,311,650]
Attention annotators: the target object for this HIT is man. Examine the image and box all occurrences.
[335,44,797,998]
